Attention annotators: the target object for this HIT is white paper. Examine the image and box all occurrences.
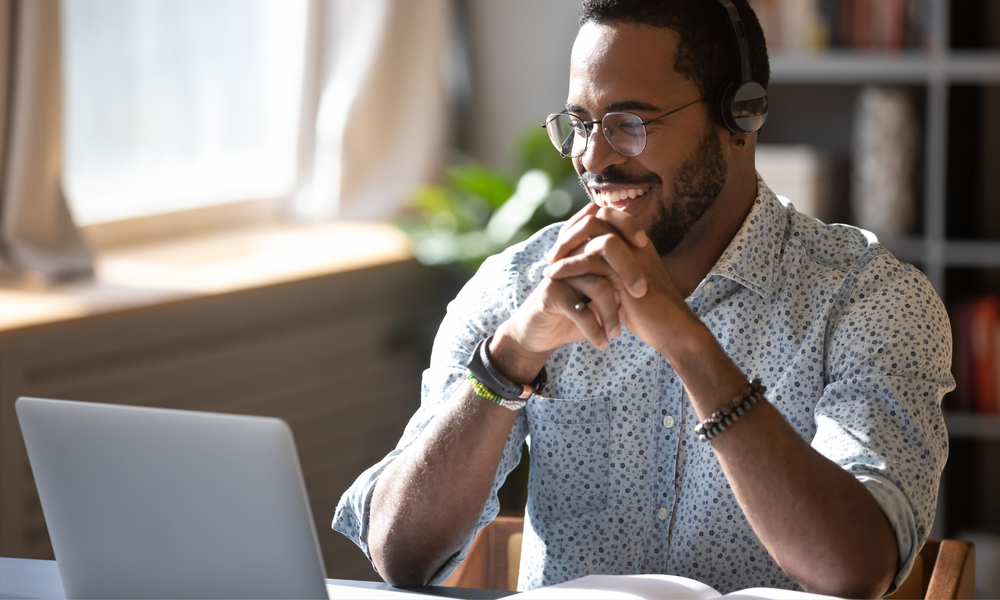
[508,575,844,600]
[509,574,721,600]
[724,588,842,600]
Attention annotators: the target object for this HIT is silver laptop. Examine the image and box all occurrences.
[16,397,329,599]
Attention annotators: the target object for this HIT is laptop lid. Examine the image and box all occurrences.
[16,397,329,599]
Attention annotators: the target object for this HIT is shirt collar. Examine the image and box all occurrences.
[705,175,787,299]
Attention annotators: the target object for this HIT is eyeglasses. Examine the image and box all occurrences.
[542,97,706,158]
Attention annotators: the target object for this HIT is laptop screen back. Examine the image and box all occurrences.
[16,397,328,599]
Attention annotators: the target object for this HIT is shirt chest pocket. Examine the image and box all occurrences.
[526,397,611,520]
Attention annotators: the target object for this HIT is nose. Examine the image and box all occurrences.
[579,120,628,175]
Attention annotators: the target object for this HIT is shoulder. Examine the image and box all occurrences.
[775,196,948,344]
[461,223,561,309]
[779,198,936,305]
[781,196,882,276]
[443,222,562,327]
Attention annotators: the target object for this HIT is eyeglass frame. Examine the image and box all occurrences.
[541,95,712,158]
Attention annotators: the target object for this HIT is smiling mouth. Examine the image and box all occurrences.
[592,188,648,209]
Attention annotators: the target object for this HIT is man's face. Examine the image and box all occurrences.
[568,21,728,256]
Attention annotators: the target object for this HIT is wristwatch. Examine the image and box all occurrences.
[466,336,547,402]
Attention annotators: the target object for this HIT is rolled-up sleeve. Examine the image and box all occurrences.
[332,234,547,581]
[812,254,954,592]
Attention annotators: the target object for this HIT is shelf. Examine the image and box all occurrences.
[944,240,1000,267]
[944,412,1000,440]
[880,238,1000,268]
[770,50,1000,84]
[943,51,1000,84]
[881,237,928,264]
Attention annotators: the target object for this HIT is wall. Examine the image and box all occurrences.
[461,0,581,172]
[0,260,452,582]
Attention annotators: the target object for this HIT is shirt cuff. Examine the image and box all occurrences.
[332,450,402,567]
[858,474,920,595]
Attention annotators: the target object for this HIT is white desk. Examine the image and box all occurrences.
[0,557,511,599]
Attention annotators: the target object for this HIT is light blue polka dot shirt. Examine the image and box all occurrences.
[333,177,954,593]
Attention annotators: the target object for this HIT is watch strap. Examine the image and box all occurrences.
[466,336,547,402]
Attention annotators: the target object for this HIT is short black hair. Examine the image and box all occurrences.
[579,0,769,104]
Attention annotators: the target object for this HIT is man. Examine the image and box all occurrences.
[334,1,953,597]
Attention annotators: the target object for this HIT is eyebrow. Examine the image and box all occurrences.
[565,100,662,115]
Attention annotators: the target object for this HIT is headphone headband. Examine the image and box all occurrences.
[718,0,752,84]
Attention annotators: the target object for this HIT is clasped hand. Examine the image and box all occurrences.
[500,203,693,363]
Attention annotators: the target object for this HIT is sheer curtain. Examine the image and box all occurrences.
[291,0,451,221]
[0,0,91,279]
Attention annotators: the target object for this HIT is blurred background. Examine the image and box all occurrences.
[0,0,998,594]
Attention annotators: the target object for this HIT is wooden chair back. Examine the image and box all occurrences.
[887,539,975,599]
[444,519,975,599]
[442,516,524,591]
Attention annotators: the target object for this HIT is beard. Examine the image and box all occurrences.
[647,123,728,256]
[579,122,728,257]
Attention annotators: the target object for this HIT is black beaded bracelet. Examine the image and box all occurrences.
[694,379,767,442]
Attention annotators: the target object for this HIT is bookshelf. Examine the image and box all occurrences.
[769,46,1000,294]
[944,413,1000,440]
[759,0,1000,550]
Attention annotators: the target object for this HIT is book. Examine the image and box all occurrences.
[951,299,974,412]
[950,296,1000,414]
[970,296,1000,414]
[509,574,841,600]
[749,0,933,52]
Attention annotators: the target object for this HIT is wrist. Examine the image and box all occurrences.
[489,324,552,385]
[658,316,748,420]
[654,308,713,365]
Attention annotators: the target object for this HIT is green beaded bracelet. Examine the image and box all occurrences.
[467,372,527,411]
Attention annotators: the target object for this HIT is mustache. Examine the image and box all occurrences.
[579,166,661,188]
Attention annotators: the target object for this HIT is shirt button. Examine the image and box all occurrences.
[657,507,668,520]
[662,414,676,428]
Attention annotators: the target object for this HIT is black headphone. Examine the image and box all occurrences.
[715,0,768,134]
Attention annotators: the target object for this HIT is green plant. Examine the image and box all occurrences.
[399,124,588,275]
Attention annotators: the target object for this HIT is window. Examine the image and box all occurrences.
[61,0,308,226]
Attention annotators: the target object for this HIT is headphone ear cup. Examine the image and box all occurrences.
[718,80,768,134]
[716,79,742,133]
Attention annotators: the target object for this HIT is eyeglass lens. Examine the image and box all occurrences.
[544,112,647,158]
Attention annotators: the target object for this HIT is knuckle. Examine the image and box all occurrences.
[579,214,600,230]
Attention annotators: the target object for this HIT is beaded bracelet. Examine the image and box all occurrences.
[467,373,527,411]
[694,379,767,442]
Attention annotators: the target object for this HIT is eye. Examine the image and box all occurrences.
[619,120,643,133]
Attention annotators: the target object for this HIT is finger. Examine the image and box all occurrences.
[562,201,599,231]
[548,212,622,263]
[544,278,609,349]
[579,234,647,297]
[546,204,599,262]
[545,276,619,349]
[544,235,648,298]
[563,274,622,341]
[596,206,648,249]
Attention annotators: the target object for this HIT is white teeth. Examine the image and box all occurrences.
[594,188,646,205]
